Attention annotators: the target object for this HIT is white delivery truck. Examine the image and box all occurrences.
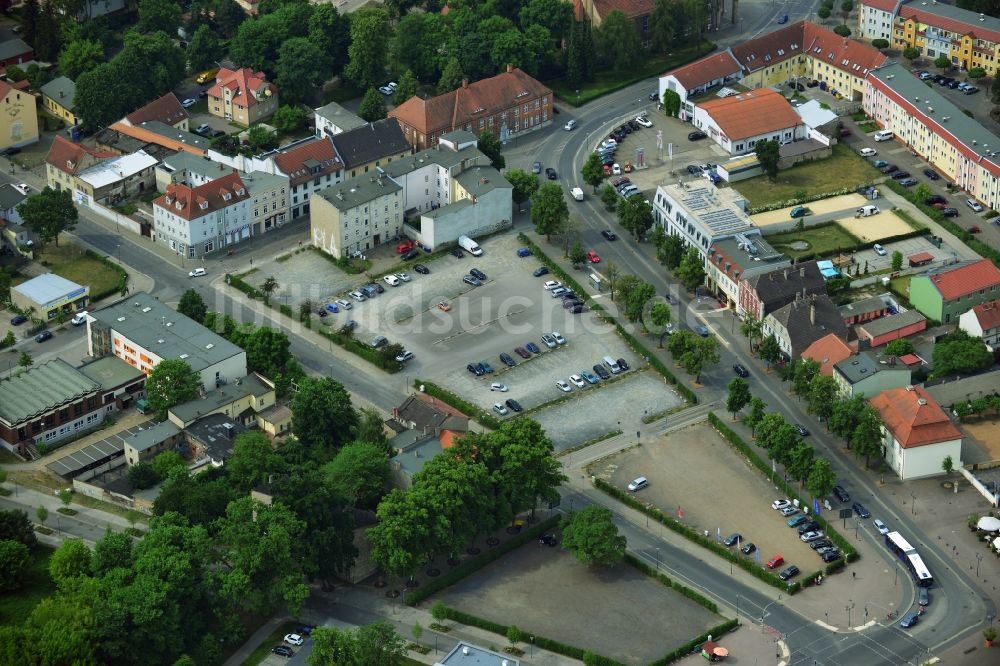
[458,235,483,256]
[855,204,880,218]
[570,187,584,201]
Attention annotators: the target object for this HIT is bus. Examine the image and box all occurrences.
[885,531,933,587]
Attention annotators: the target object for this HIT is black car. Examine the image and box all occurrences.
[601,229,617,241]
[539,534,558,546]
[563,299,583,309]
[593,364,610,380]
[532,266,550,277]
[852,502,871,519]
[505,398,523,413]
[569,304,585,314]
[923,168,941,180]
[35,330,52,342]
[821,550,842,563]
[924,195,947,205]
[374,283,385,293]
[741,542,756,555]
[778,565,800,581]
[941,207,959,217]
[559,291,578,300]
[341,319,358,332]
[650,91,659,100]
[467,363,485,376]
[733,364,749,378]
[0,146,21,156]
[210,129,225,138]
[463,275,482,286]
[797,521,820,535]
[413,264,430,274]
[450,247,464,258]
[627,120,640,132]
[794,424,810,437]
[891,170,911,180]
[401,249,419,261]
[806,79,819,87]
[809,539,833,551]
[526,342,541,354]
[833,485,850,503]
[617,358,629,371]
[723,533,742,547]
[470,268,487,281]
[880,164,898,174]
[688,131,707,141]
[272,645,294,658]
[514,347,532,359]
[499,352,517,367]
[545,167,557,180]
[10,315,26,325]
[686,164,702,174]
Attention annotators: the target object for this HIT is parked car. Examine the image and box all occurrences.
[532,266,550,277]
[821,550,842,563]
[968,224,980,232]
[794,424,810,436]
[569,374,585,388]
[580,370,600,384]
[377,81,398,95]
[898,177,918,186]
[467,363,485,376]
[556,379,572,392]
[741,542,757,555]
[733,364,750,378]
[493,403,509,416]
[617,358,629,371]
[941,207,959,217]
[833,485,851,503]
[635,115,653,128]
[516,247,532,257]
[800,531,825,543]
[779,506,799,517]
[541,334,558,348]
[723,533,742,547]
[852,502,871,519]
[772,499,791,511]
[779,565,800,581]
[873,243,887,256]
[480,360,494,373]
[514,346,532,359]
[587,250,601,263]
[552,331,566,345]
[35,330,52,343]
[789,206,810,218]
[284,634,305,646]
[872,159,888,168]
[395,350,414,363]
[891,170,911,180]
[874,519,890,535]
[325,303,340,314]
[504,398,522,413]
[189,267,207,277]
[797,521,820,535]
[766,555,784,569]
[9,315,26,325]
[924,195,947,205]
[687,164,702,174]
[810,539,833,551]
[688,131,707,141]
[539,533,558,546]
[451,247,465,258]
[858,148,877,157]
[966,198,984,212]
[463,275,482,286]
[543,280,562,290]
[401,249,419,261]
[923,168,941,180]
[490,382,508,392]
[413,264,430,274]
[627,476,649,491]
[470,268,487,281]
[900,612,920,628]
[880,164,898,174]
[787,515,809,528]
[526,342,541,354]
[499,353,516,367]
[593,364,610,380]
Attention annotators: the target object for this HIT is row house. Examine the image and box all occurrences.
[152,170,253,258]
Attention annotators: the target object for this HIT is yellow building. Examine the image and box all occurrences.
[0,80,38,152]
[40,76,77,127]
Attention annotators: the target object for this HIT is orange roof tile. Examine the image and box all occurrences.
[664,51,742,89]
[926,259,1000,301]
[207,68,276,109]
[728,21,885,78]
[125,93,188,127]
[273,138,343,187]
[898,353,921,366]
[592,0,653,20]
[697,88,801,140]
[801,333,854,376]
[109,122,207,156]
[869,385,962,449]
[153,171,250,221]
[44,135,116,176]
[969,299,1000,331]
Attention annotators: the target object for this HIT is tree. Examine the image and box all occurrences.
[604,261,620,299]
[128,461,160,489]
[807,375,839,420]
[743,397,767,437]
[786,442,815,488]
[932,329,993,378]
[18,351,32,369]
[137,0,181,34]
[505,169,539,211]
[840,0,853,17]
[871,38,889,50]
[323,441,388,506]
[507,624,523,649]
[477,131,505,170]
[390,13,443,82]
[600,184,619,211]
[817,6,831,21]
[177,289,207,323]
[618,194,654,240]
[392,69,419,107]
[227,431,283,492]
[0,510,36,548]
[806,458,836,499]
[358,87,387,122]
[902,46,920,63]
[531,182,569,242]
[437,56,465,94]
[597,10,641,71]
[247,125,279,152]
[624,281,656,323]
[657,233,685,270]
[292,377,359,450]
[16,188,79,246]
[145,359,200,420]
[760,334,782,367]
[0,540,30,591]
[259,275,279,306]
[35,506,48,528]
[310,620,405,666]
[934,54,951,71]
[650,302,672,347]
[675,247,706,291]
[569,241,587,267]
[186,24,225,72]
[792,359,821,398]
[968,67,986,81]
[346,8,392,89]
[885,338,915,357]
[852,406,884,467]
[833,24,851,37]
[942,454,954,475]
[891,250,903,272]
[756,139,780,181]
[561,506,626,567]
[581,153,605,191]
[58,39,105,80]
[829,394,867,441]
[411,621,423,643]
[740,313,764,351]
[49,539,93,587]
[272,105,307,134]
[913,183,933,206]
[354,406,389,453]
[726,377,751,419]
[614,274,640,307]
[662,89,681,117]
[276,37,329,105]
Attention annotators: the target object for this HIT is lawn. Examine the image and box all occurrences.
[765,222,862,260]
[0,545,55,626]
[734,144,880,208]
[20,243,123,301]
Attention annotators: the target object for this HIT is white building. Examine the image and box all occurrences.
[313,101,367,138]
[652,182,757,258]
[691,88,806,156]
[870,385,963,481]
[958,299,1000,351]
[152,170,253,259]
[658,51,742,106]
[86,292,247,393]
[857,0,895,41]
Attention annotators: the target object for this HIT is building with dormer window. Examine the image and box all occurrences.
[151,171,252,258]
[205,68,278,127]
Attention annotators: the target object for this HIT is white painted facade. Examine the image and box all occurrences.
[958,307,1000,350]
[857,4,895,41]
[691,103,804,156]
[883,427,962,481]
[153,188,253,259]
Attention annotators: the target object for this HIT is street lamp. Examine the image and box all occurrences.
[846,600,855,626]
[529,636,534,657]
[976,552,983,577]
[911,493,917,515]
[655,547,660,571]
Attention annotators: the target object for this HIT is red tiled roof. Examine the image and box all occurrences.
[664,51,742,89]
[908,251,934,263]
[869,385,962,449]
[593,0,653,20]
[44,135,115,176]
[728,21,886,78]
[125,93,188,127]
[207,68,276,109]
[801,333,854,376]
[970,299,1000,331]
[927,258,1000,301]
[697,88,801,140]
[109,121,206,156]
[273,138,343,187]
[153,171,249,221]
[861,0,895,11]
[898,353,921,366]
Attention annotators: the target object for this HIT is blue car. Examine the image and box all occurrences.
[581,370,600,384]
[787,514,809,528]
[777,14,788,23]
[526,342,541,354]
[517,247,532,257]
[695,324,710,337]
[899,612,919,628]
[325,303,339,313]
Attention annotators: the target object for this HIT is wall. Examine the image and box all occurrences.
[195,353,250,396]
[891,437,963,481]
[867,319,928,347]
[79,198,143,235]
[416,189,512,249]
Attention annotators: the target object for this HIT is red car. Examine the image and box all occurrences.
[969,225,981,233]
[587,250,601,263]
[602,164,612,177]
[766,555,784,569]
[396,240,414,254]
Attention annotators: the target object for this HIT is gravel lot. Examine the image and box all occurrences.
[594,420,834,578]
[434,533,719,665]
[533,370,684,451]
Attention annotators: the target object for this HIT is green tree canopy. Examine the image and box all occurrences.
[276,37,330,105]
[597,10,641,71]
[726,377,751,419]
[137,0,181,34]
[656,232,685,269]
[600,183,619,211]
[0,509,36,548]
[392,69,419,106]
[291,377,359,450]
[581,152,605,191]
[57,39,105,80]
[806,457,836,499]
[437,56,466,94]
[618,194,654,240]
[505,168,539,210]
[358,87,387,122]
[49,539,92,588]
[346,8,392,89]
[760,333,782,367]
[477,130,505,170]
[128,462,160,490]
[561,506,626,567]
[675,247,706,290]
[0,540,30,591]
[272,105,307,133]
[743,396,767,436]
[16,188,79,247]
[145,359,200,420]
[531,182,569,241]
[932,329,993,378]
[885,338,915,357]
[323,441,389,507]
[186,24,225,73]
[755,139,781,180]
[177,289,207,323]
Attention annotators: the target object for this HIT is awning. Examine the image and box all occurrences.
[977,516,1000,531]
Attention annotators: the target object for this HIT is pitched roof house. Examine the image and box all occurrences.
[692,88,805,154]
[764,292,849,360]
[273,138,344,219]
[330,118,412,176]
[869,385,962,481]
[122,93,189,130]
[958,298,1000,350]
[44,135,116,192]
[151,171,254,259]
[908,258,1000,323]
[801,332,854,376]
[206,67,279,126]
[738,261,826,320]
[390,65,552,149]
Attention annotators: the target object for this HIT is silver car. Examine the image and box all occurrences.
[541,334,557,348]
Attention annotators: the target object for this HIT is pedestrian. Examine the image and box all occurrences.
[852,571,856,579]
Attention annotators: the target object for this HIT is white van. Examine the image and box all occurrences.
[873,129,894,142]
[603,356,622,374]
[855,204,880,217]
[589,273,602,290]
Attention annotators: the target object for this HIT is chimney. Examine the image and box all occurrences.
[506,64,514,73]
[784,268,789,280]
[461,78,469,88]
[799,266,805,278]
[810,303,816,325]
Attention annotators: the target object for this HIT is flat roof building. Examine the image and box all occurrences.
[11,273,89,322]
[435,641,519,666]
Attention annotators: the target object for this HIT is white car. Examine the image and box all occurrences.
[873,519,889,535]
[283,634,304,646]
[564,119,577,131]
[858,147,877,157]
[194,123,211,134]
[383,274,400,287]
[541,334,557,348]
[493,402,509,416]
[552,331,566,345]
[569,374,585,388]
[12,183,30,195]
[543,280,562,290]
[490,382,508,392]
[395,350,414,363]
[772,499,791,511]
[378,82,398,95]
[181,98,196,108]
[873,243,887,256]
[334,298,352,310]
[635,115,653,128]
[612,163,622,175]
[395,272,411,282]
[349,290,367,302]
[71,311,88,326]
[555,379,572,392]
[188,267,206,277]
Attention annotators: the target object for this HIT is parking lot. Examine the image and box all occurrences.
[595,420,838,579]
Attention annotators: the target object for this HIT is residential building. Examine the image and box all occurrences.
[658,51,742,106]
[391,392,470,447]
[705,235,788,308]
[870,384,962,481]
[44,136,117,192]
[390,65,552,150]
[959,299,1000,350]
[764,293,849,359]
[109,120,210,157]
[11,273,89,321]
[691,88,806,155]
[864,62,1000,212]
[123,421,183,466]
[152,170,253,258]
[389,430,445,488]
[330,119,412,179]
[273,137,344,220]
[186,414,245,467]
[0,357,144,457]
[832,352,912,398]
[739,261,830,320]
[856,309,927,348]
[801,332,855,376]
[0,182,27,227]
[76,0,127,19]
[577,0,654,44]
[166,373,276,429]
[40,76,78,127]
[437,641,519,666]
[314,101,367,138]
[858,0,1000,76]
[908,258,1000,323]
[0,79,38,152]
[86,292,247,393]
[121,93,189,131]
[206,68,278,127]
[0,37,33,67]
[311,132,512,258]
[71,150,158,207]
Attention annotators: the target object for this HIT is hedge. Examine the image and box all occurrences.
[623,553,717,613]
[85,249,128,301]
[707,413,858,564]
[316,327,401,373]
[413,379,502,430]
[405,515,558,606]
[646,619,739,666]
[748,184,878,215]
[225,272,262,299]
